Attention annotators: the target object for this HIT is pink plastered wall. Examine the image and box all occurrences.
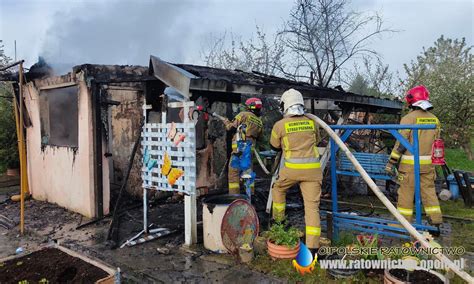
[23,73,109,218]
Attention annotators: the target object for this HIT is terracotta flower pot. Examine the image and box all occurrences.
[384,268,445,284]
[267,240,300,260]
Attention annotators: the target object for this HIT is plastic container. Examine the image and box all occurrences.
[202,194,248,253]
[447,174,459,199]
[238,244,254,263]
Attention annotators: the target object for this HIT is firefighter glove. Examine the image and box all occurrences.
[385,161,398,177]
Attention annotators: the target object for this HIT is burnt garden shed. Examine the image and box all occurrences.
[1,55,402,218]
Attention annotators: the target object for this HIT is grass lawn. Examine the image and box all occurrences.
[339,195,474,220]
[250,254,382,283]
[445,143,474,172]
[439,199,474,219]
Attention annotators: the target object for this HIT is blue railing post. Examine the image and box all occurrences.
[412,130,422,225]
[327,124,437,238]
[330,138,339,240]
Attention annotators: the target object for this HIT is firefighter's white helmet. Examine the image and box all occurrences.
[280,88,304,113]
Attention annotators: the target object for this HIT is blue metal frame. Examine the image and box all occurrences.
[330,124,437,240]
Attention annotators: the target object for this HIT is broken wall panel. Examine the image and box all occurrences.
[107,85,144,197]
[24,72,110,217]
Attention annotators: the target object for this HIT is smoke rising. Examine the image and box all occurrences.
[41,0,207,74]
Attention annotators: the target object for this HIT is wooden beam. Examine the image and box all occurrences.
[0,60,24,71]
[38,82,77,90]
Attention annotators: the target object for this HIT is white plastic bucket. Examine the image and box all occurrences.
[202,194,247,253]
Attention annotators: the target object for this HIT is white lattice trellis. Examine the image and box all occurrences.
[141,101,197,245]
[142,122,196,195]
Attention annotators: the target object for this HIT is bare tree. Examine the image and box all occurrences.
[201,26,286,75]
[280,0,393,87]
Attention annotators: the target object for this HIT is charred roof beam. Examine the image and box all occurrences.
[149,55,402,114]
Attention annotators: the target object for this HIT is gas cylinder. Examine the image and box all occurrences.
[431,138,445,165]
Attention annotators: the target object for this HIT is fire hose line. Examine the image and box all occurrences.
[305,113,473,283]
[253,148,271,175]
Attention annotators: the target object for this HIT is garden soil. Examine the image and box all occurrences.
[0,248,109,283]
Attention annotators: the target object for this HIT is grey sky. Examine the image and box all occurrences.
[1,0,472,78]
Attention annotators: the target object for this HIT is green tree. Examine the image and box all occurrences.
[0,40,19,172]
[348,57,399,99]
[403,36,473,160]
[0,40,11,65]
[349,74,370,95]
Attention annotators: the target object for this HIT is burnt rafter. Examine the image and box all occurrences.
[2,56,402,114]
[149,55,402,114]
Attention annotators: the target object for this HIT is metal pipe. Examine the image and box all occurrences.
[320,199,474,223]
[143,187,148,233]
[18,62,25,234]
[12,85,29,199]
[331,124,436,130]
[413,130,422,225]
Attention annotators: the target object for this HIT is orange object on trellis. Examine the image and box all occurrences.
[160,152,184,186]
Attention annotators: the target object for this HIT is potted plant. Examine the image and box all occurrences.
[384,268,445,284]
[355,234,382,261]
[265,223,301,259]
[384,234,445,283]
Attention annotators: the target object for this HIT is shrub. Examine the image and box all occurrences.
[0,84,19,172]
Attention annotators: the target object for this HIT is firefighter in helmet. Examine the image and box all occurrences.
[386,85,443,225]
[223,97,264,194]
[270,89,322,251]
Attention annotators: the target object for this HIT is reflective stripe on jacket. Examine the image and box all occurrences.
[391,110,440,173]
[225,111,263,153]
[400,155,432,165]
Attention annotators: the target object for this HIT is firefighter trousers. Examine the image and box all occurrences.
[228,156,254,194]
[271,175,321,249]
[397,170,443,224]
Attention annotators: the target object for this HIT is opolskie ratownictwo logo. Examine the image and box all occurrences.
[292,242,317,275]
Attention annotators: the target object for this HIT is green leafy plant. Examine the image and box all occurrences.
[0,44,19,172]
[265,223,301,248]
[0,85,19,172]
[354,234,383,260]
